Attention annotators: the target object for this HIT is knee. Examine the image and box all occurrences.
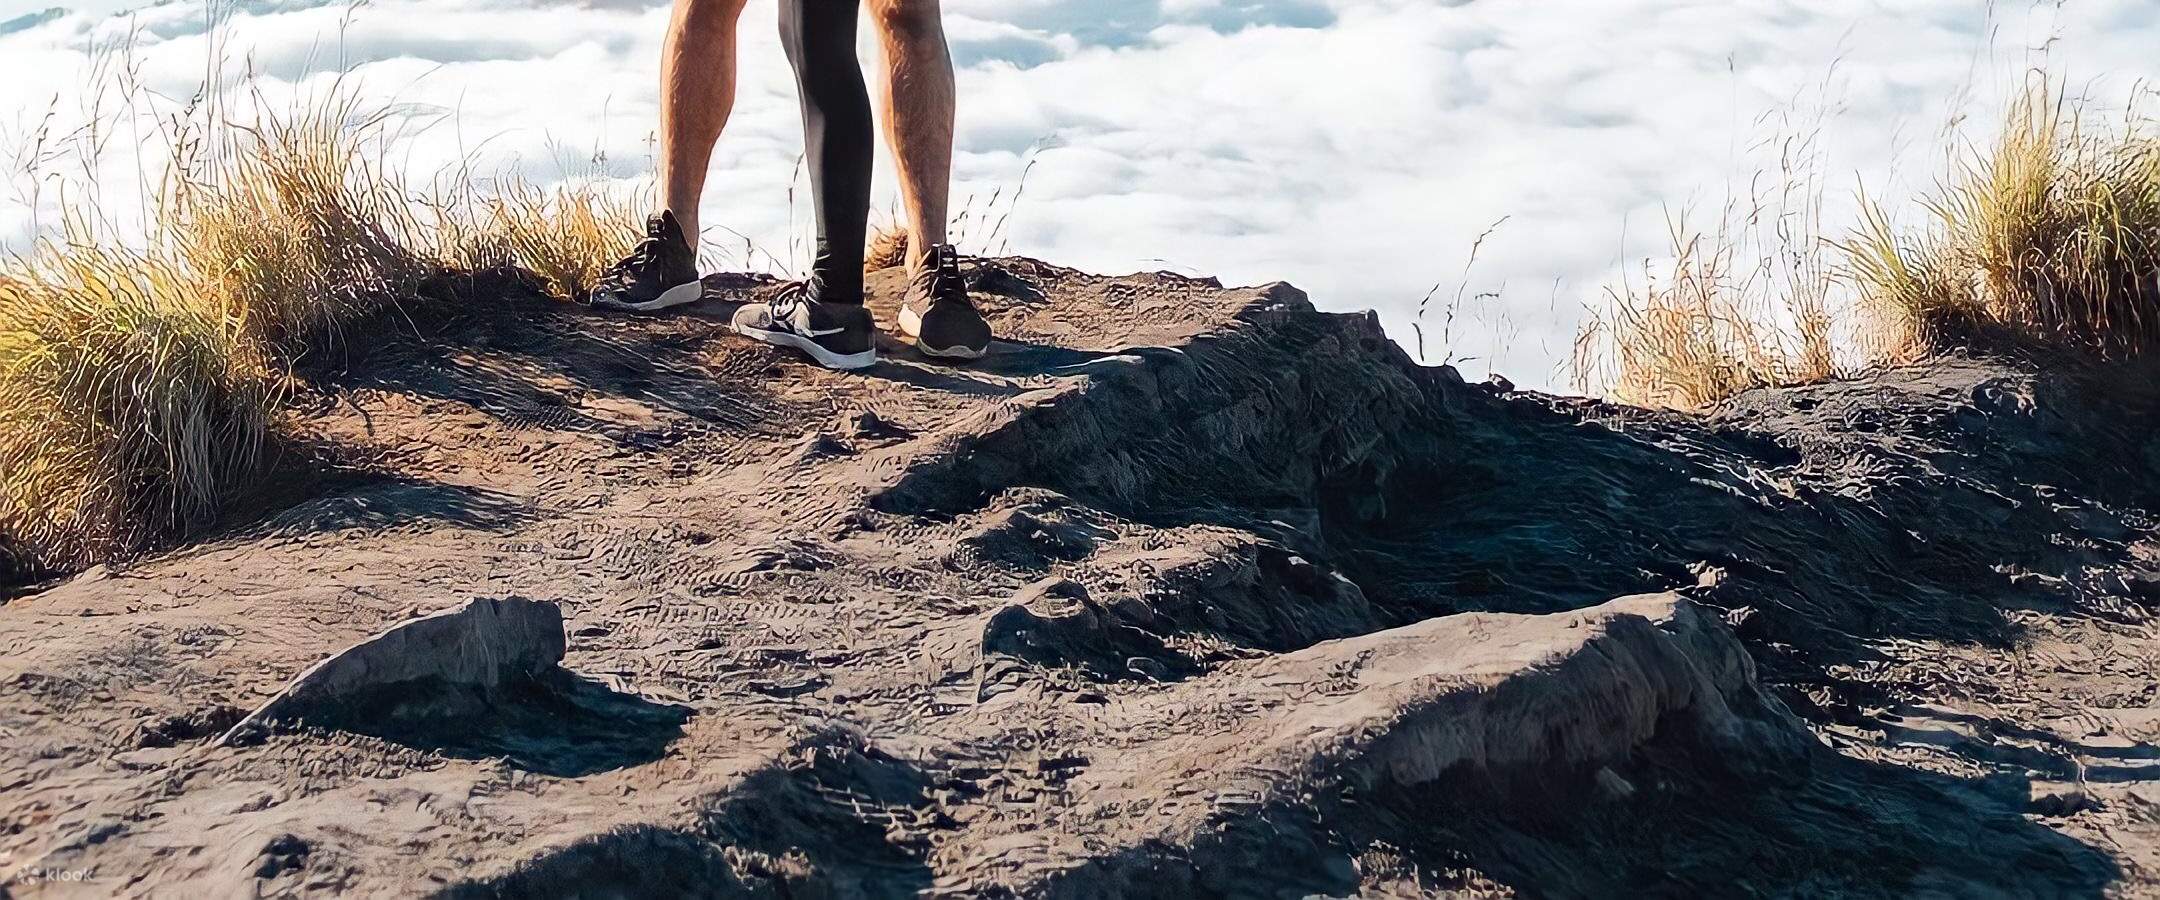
[675,0,747,31]
[871,0,942,41]
[778,0,861,48]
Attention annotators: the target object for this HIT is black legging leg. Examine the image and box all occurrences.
[779,0,873,305]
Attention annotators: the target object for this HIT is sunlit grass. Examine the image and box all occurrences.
[1573,121,1855,410]
[1579,77,2155,410]
[163,90,433,355]
[1,80,642,577]
[0,237,277,572]
[1573,214,1845,411]
[1844,84,2160,356]
[435,176,650,301]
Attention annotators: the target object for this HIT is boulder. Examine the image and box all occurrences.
[219,597,565,745]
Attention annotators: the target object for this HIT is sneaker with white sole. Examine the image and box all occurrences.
[730,281,877,370]
[898,244,992,359]
[590,211,703,312]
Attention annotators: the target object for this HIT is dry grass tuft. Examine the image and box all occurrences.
[1574,215,1845,411]
[1573,99,1856,410]
[0,86,425,573]
[0,239,277,573]
[1573,119,1854,411]
[163,91,433,355]
[865,223,912,274]
[1843,84,2160,356]
[437,177,649,301]
[1,80,642,576]
[1578,76,2155,410]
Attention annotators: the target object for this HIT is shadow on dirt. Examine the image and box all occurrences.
[1371,737,2121,897]
[862,354,1034,399]
[878,301,2159,714]
[443,731,936,899]
[1029,726,2119,898]
[323,669,691,778]
[0,536,38,601]
[253,475,534,539]
[0,439,521,598]
[848,344,1124,409]
[306,270,810,443]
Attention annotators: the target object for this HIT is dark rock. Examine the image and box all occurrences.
[220,597,565,744]
[2028,782,2098,818]
[128,704,245,749]
[851,408,912,440]
[952,501,1114,572]
[254,833,311,879]
[980,578,1184,684]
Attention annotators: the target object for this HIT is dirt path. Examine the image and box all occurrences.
[1,260,2155,897]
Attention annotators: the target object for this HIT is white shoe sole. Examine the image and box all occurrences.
[591,279,704,312]
[898,305,990,360]
[732,323,878,370]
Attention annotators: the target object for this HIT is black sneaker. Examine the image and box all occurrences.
[899,245,992,359]
[731,281,878,370]
[591,210,702,311]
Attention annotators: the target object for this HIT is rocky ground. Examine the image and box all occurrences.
[1,259,2156,898]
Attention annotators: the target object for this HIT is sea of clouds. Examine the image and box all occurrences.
[2,0,2156,389]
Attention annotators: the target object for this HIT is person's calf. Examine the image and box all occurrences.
[870,0,956,257]
[658,0,751,240]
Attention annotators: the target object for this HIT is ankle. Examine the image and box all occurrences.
[658,207,697,241]
[804,249,864,303]
[805,274,864,306]
[911,242,958,274]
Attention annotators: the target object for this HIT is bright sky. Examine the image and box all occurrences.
[3,0,2157,389]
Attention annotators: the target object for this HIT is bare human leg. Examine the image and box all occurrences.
[868,0,956,269]
[591,0,748,311]
[869,0,990,359]
[660,0,751,242]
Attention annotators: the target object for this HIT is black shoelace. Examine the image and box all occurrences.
[600,231,665,283]
[766,278,821,323]
[910,247,962,303]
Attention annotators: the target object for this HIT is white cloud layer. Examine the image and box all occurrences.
[4,0,2157,388]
